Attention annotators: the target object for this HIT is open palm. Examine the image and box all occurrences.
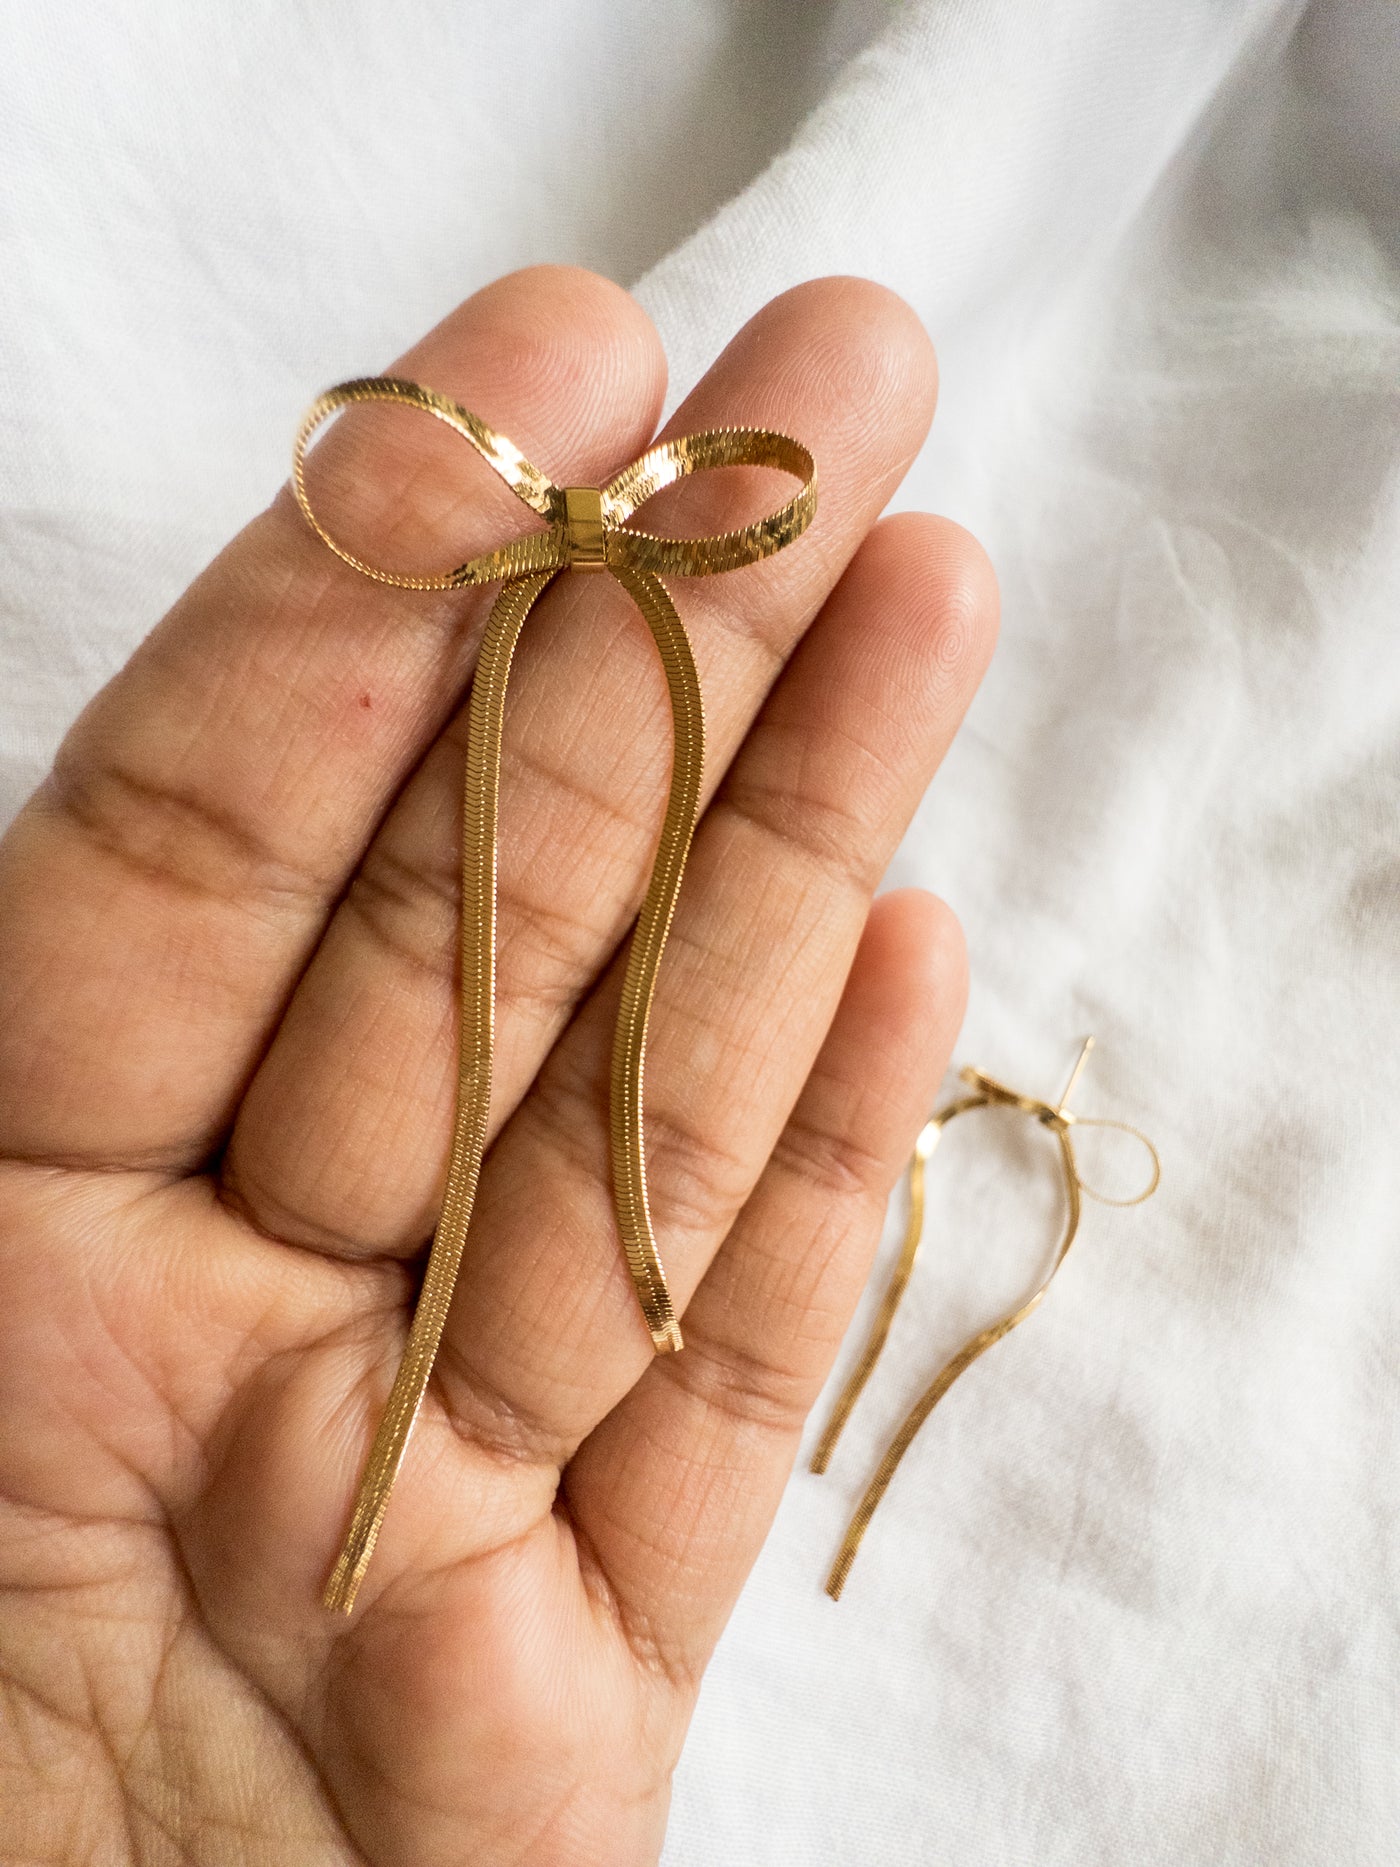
[0,269,994,1866]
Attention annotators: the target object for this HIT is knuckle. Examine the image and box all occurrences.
[44,752,322,915]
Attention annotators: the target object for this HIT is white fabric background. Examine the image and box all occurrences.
[3,2,1398,1861]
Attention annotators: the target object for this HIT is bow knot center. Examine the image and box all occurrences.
[562,485,607,572]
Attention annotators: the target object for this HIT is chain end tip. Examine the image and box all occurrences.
[322,1582,358,1616]
[322,1526,377,1615]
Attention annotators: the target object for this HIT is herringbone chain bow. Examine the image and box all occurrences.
[293,377,817,1612]
[809,1039,1161,1600]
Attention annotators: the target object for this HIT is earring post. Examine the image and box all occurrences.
[1056,1035,1095,1117]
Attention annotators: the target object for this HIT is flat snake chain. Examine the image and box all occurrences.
[812,1045,1161,1601]
[292,377,816,1611]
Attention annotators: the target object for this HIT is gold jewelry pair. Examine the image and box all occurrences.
[811,1036,1161,1599]
[291,376,1161,1620]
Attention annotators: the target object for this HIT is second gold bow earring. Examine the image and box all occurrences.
[293,376,817,1611]
[812,1038,1161,1600]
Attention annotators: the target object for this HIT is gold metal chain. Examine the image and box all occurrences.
[813,1038,1161,1600]
[292,377,817,1612]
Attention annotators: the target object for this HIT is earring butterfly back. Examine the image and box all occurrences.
[812,1037,1160,1600]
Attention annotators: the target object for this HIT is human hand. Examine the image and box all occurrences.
[0,268,995,1866]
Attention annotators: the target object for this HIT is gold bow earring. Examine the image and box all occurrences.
[293,377,816,1612]
[812,1037,1161,1601]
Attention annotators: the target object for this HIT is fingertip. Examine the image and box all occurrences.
[400,264,669,475]
[926,514,1000,669]
[862,886,969,1058]
[669,275,937,490]
[912,889,970,1038]
[764,274,938,448]
[862,510,1000,696]
[475,265,667,387]
[773,274,937,405]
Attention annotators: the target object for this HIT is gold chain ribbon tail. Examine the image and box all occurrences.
[292,376,817,1612]
[811,1037,1161,1601]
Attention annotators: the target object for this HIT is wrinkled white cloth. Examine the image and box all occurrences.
[2,2,1398,1861]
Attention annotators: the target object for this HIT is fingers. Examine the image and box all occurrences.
[565,888,967,1679]
[222,277,940,1257]
[430,510,996,1464]
[0,267,667,1169]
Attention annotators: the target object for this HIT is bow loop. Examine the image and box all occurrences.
[601,428,817,577]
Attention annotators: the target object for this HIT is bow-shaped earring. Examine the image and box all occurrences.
[811,1037,1161,1601]
[292,376,816,1611]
